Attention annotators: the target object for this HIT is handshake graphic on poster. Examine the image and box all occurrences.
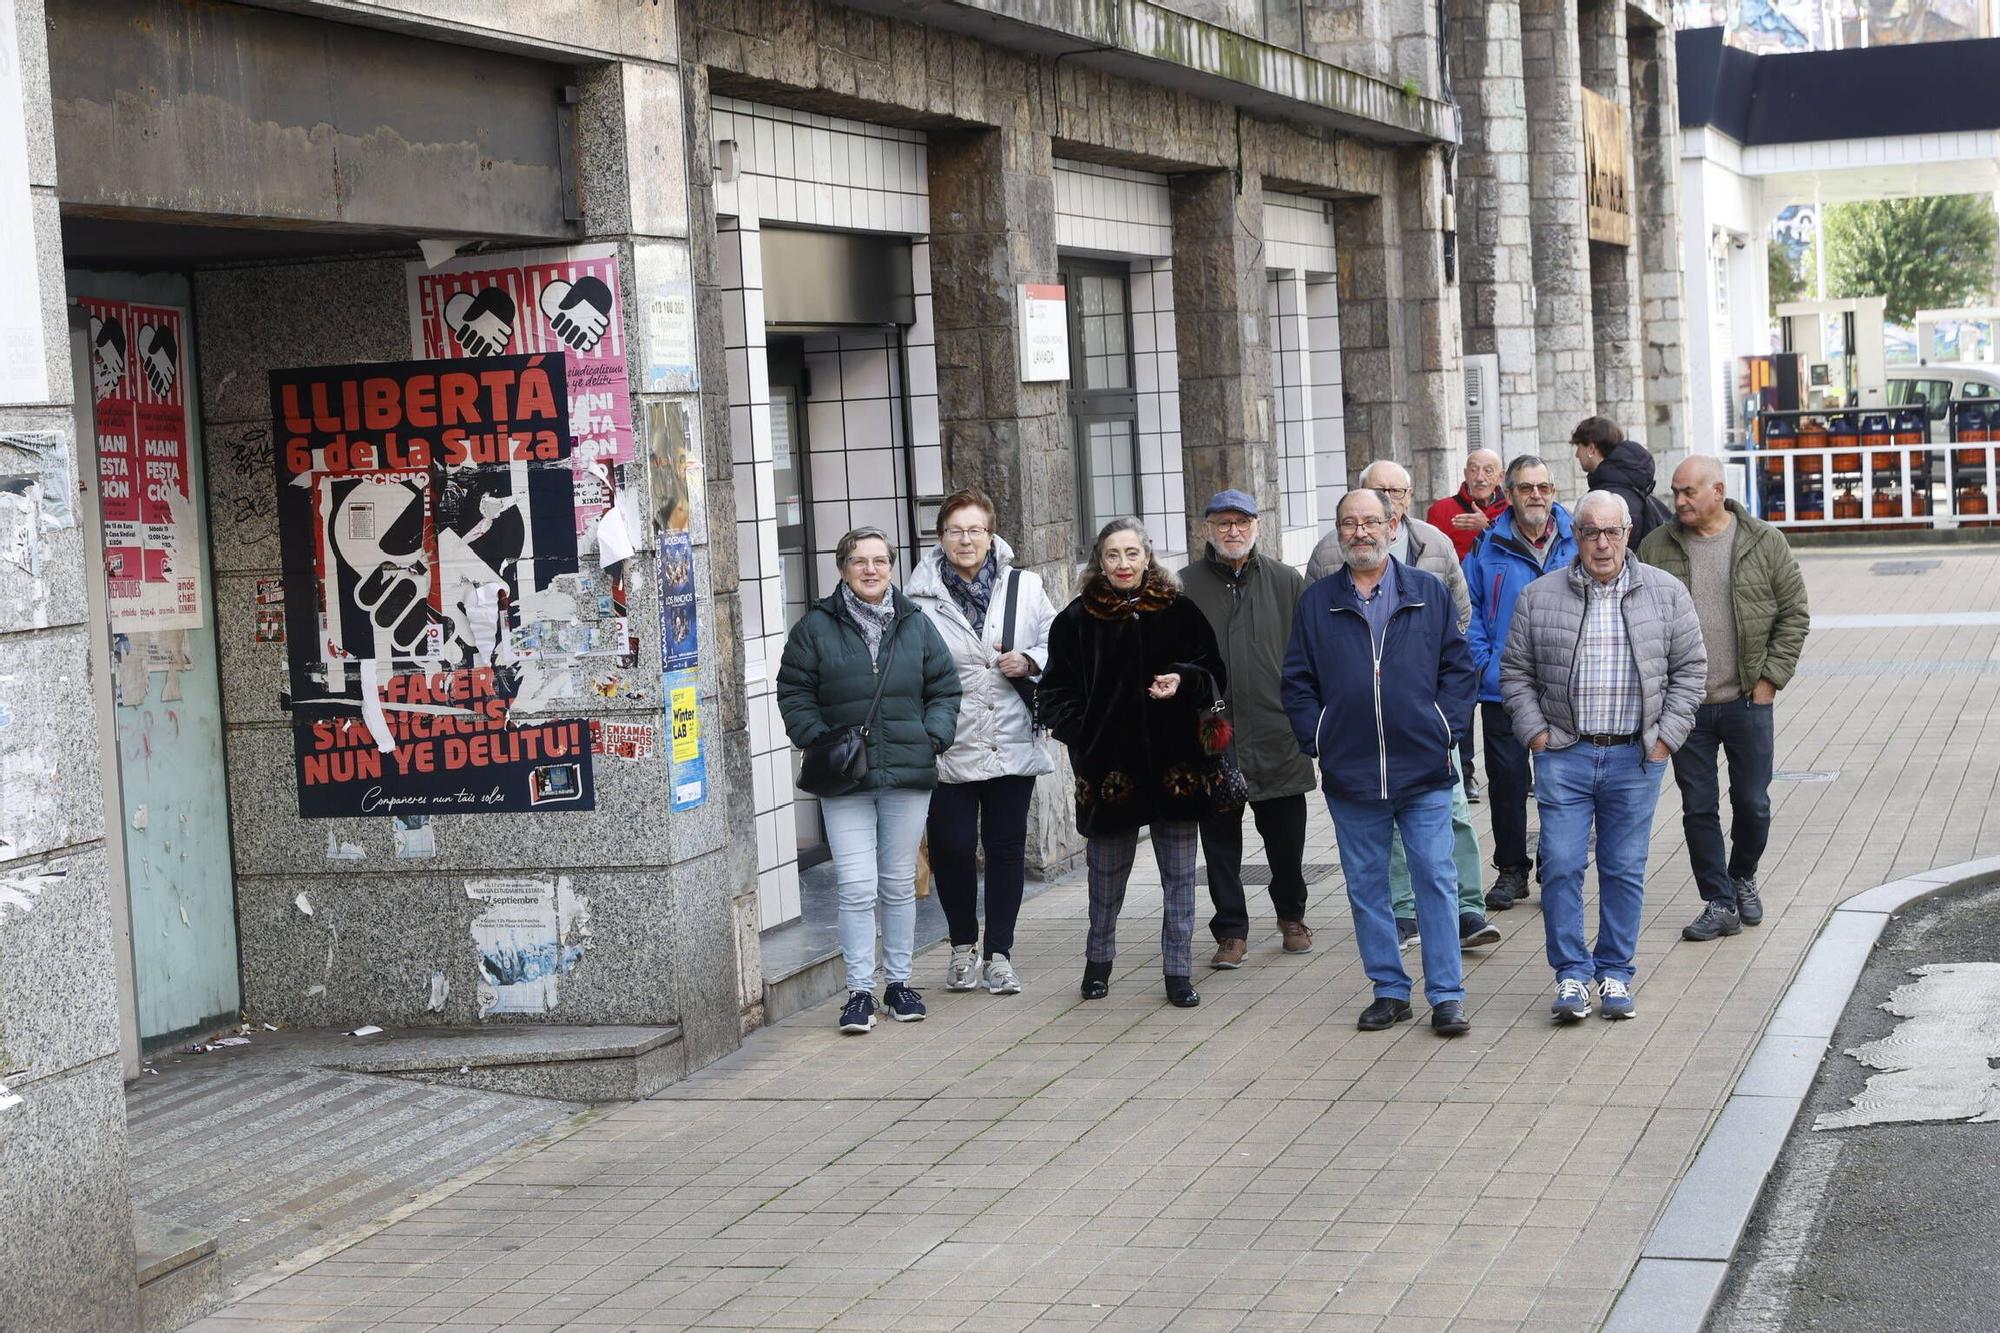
[443,276,616,357]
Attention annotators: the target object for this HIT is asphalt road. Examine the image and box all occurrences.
[1707,879,2000,1333]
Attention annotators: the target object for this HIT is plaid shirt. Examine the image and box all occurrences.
[1572,561,1643,735]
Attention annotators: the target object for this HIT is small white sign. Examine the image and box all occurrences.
[1018,283,1069,383]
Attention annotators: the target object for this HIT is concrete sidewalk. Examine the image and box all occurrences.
[191,544,2000,1332]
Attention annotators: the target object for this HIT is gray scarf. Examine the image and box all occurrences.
[839,582,897,664]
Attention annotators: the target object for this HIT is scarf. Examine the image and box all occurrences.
[940,548,999,633]
[839,582,897,664]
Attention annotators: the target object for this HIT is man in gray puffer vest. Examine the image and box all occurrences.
[1501,491,1706,1024]
[1183,490,1318,968]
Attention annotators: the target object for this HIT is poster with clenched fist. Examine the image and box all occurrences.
[408,244,634,552]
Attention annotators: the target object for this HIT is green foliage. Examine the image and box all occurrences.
[1823,195,1998,325]
[1769,242,1808,309]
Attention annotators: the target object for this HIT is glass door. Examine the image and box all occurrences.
[767,336,814,630]
[1062,260,1140,551]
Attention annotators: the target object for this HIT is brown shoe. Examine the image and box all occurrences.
[1279,920,1313,953]
[1210,938,1247,969]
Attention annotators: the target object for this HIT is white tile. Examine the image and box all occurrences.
[914,444,944,494]
[814,501,851,547]
[747,672,772,753]
[762,579,785,639]
[721,289,747,351]
[816,551,839,592]
[1140,473,1165,516]
[852,496,901,535]
[1139,432,1163,475]
[737,515,762,583]
[810,449,848,500]
[758,867,786,931]
[1156,312,1177,353]
[774,121,796,178]
[730,405,754,465]
[844,396,894,447]
[807,399,846,450]
[756,809,777,872]
[751,118,774,174]
[840,347,892,398]
[1137,393,1160,435]
[739,230,764,288]
[1160,391,1181,434]
[906,345,937,396]
[753,457,777,522]
[746,347,771,411]
[777,858,801,922]
[805,349,841,394]
[725,348,750,407]
[1134,353,1159,395]
[830,186,852,229]
[748,402,773,465]
[910,294,934,349]
[753,750,775,814]
[758,519,780,578]
[846,447,898,500]
[908,394,940,451]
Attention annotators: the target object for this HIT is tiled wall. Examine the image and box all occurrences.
[1264,194,1347,567]
[1269,272,1313,535]
[1054,161,1173,258]
[712,97,929,234]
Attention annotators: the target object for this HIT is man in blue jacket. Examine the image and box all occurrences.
[1464,456,1578,912]
[1282,488,1480,1037]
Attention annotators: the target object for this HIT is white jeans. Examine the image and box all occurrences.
[820,787,932,994]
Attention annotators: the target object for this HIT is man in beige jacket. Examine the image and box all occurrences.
[1309,461,1470,633]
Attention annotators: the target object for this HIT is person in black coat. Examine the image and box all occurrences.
[1572,416,1666,544]
[1038,517,1227,1009]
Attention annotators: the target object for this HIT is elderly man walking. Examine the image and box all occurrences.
[1639,455,1811,942]
[1284,488,1480,1036]
[1183,489,1318,967]
[1502,491,1706,1021]
[1426,448,1510,562]
[1465,456,1578,909]
[1308,460,1470,630]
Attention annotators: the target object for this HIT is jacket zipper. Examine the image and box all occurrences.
[1334,596,1424,800]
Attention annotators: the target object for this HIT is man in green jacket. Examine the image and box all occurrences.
[1181,490,1319,968]
[1638,455,1811,942]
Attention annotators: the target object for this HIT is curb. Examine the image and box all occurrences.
[1601,855,2000,1333]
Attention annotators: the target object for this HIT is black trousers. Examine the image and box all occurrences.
[1670,697,1776,905]
[1459,728,1477,789]
[925,775,1035,959]
[1198,793,1310,941]
[1481,701,1533,870]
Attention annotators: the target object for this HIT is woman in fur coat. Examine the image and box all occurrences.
[1038,516,1228,1008]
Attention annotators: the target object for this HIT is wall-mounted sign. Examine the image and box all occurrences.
[1583,88,1632,249]
[1019,283,1070,383]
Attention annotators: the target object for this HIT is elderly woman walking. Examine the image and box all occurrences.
[777,527,960,1034]
[907,488,1058,996]
[1038,517,1230,1008]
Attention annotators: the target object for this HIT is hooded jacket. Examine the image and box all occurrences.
[1179,545,1316,803]
[1585,440,1666,543]
[906,537,1058,784]
[1307,513,1470,632]
[1636,500,1811,696]
[1425,484,1511,561]
[1038,568,1229,837]
[1464,504,1579,704]
[1280,558,1478,803]
[775,587,961,792]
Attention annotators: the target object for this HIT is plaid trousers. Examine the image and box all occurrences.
[1086,820,1200,975]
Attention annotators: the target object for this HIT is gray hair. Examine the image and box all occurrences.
[1504,454,1549,489]
[1336,487,1397,524]
[1359,459,1411,490]
[835,526,894,568]
[1574,490,1632,527]
[1082,515,1178,590]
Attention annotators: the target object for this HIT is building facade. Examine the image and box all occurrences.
[0,0,1684,1323]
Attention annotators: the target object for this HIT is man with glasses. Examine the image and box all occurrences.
[1463,456,1578,911]
[1500,491,1705,1020]
[1183,490,1318,967]
[1307,461,1469,631]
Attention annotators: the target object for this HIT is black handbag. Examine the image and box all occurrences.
[796,635,897,798]
[998,568,1039,727]
[1196,687,1249,816]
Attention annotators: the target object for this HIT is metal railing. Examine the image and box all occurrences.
[1727,404,2000,530]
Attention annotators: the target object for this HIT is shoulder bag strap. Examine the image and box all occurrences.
[1000,568,1022,651]
[860,629,898,735]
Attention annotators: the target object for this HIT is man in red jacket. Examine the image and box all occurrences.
[1426,449,1509,562]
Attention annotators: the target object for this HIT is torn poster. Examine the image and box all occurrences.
[0,1081,20,1114]
[0,465,47,631]
[80,299,203,630]
[0,431,76,531]
[393,813,436,859]
[254,576,285,643]
[409,244,635,551]
[667,668,706,811]
[468,875,590,1017]
[660,531,698,672]
[591,719,657,762]
[0,866,63,917]
[637,240,698,395]
[270,355,595,816]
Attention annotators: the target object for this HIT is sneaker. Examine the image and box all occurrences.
[945,945,981,991]
[1210,938,1248,969]
[1734,877,1764,927]
[1485,865,1530,912]
[1458,912,1502,949]
[838,990,876,1033]
[1396,917,1420,952]
[882,982,927,1022]
[1682,901,1742,942]
[1598,977,1635,1020]
[985,954,1022,995]
[1551,978,1591,1022]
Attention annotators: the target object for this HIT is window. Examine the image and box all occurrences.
[1063,261,1139,550]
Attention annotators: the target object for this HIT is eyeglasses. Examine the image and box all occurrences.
[1512,482,1557,497]
[1336,517,1388,534]
[1375,486,1411,499]
[942,526,989,542]
[1209,517,1255,533]
[1577,525,1629,544]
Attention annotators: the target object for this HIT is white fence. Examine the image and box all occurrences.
[1729,407,2000,530]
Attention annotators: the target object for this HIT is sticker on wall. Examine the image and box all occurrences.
[635,240,698,394]
[79,299,203,630]
[646,397,704,544]
[666,668,706,811]
[467,875,590,1017]
[592,719,657,762]
[254,576,285,643]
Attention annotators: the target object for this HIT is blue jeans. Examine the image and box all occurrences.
[1535,742,1667,985]
[821,787,933,994]
[1326,785,1464,1007]
[1390,754,1485,918]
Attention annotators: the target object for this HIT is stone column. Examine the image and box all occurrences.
[1630,17,1690,463]
[1334,190,1401,487]
[1579,0,1647,448]
[1522,0,1596,490]
[1398,148,1467,506]
[1170,169,1277,556]
[1449,0,1543,459]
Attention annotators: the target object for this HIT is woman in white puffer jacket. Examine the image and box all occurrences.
[906,487,1057,996]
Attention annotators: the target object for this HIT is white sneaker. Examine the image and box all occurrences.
[945,945,981,991]
[985,954,1022,995]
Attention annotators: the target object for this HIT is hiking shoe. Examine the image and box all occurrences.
[1431,1001,1470,1036]
[1485,865,1530,912]
[1357,997,1413,1031]
[1598,977,1635,1020]
[1734,877,1764,927]
[1279,920,1314,953]
[1396,917,1420,952]
[1682,901,1742,942]
[1210,938,1248,969]
[882,982,927,1022]
[838,990,876,1033]
[1551,978,1591,1022]
[1458,912,1502,949]
[945,945,981,991]
[985,954,1022,995]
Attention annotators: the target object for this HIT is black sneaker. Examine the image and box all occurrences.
[882,982,927,1022]
[1464,779,1482,805]
[838,990,876,1033]
[1458,912,1502,949]
[1485,865,1530,912]
[1396,917,1420,951]
[1681,901,1742,942]
[1734,877,1764,926]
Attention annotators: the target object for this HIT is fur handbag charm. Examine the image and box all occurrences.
[1198,698,1249,814]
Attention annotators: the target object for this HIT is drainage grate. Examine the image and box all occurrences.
[1870,560,1942,575]
[1199,863,1340,886]
[1774,770,1840,783]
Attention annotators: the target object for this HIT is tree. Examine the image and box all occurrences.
[1823,195,1998,325]
[1769,241,1807,309]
